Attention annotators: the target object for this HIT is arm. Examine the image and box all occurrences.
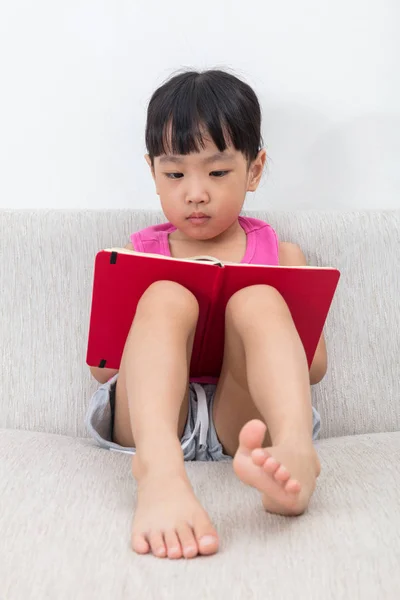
[89,241,135,384]
[278,242,328,385]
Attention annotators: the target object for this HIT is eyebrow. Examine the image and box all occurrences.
[159,152,235,164]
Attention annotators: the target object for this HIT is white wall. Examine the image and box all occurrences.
[0,1,398,210]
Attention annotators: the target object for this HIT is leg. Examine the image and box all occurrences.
[115,281,218,559]
[213,285,320,515]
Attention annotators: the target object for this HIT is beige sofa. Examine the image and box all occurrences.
[1,209,399,600]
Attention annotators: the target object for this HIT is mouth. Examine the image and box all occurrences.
[187,213,210,224]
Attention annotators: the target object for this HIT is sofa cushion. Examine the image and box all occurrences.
[1,210,400,438]
[1,428,399,600]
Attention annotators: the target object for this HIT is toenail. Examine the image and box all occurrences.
[200,535,217,547]
[184,546,196,556]
[253,449,265,458]
[156,547,166,556]
[169,547,180,555]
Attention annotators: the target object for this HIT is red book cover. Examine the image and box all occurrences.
[199,263,340,376]
[86,249,340,379]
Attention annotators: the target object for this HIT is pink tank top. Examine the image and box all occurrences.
[130,216,279,384]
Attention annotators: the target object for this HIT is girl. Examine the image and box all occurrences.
[86,69,326,560]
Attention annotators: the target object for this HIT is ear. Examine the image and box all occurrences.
[247,149,267,192]
[145,154,159,194]
[145,153,154,175]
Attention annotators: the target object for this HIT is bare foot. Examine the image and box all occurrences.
[131,462,219,559]
[233,419,321,516]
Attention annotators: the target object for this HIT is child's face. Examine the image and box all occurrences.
[145,135,266,241]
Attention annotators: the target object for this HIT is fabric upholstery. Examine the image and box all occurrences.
[1,209,399,438]
[1,428,399,600]
[1,210,400,600]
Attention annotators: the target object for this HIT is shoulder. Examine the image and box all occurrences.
[129,222,175,251]
[239,216,275,235]
[278,241,307,266]
[133,222,175,237]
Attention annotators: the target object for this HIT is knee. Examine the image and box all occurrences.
[136,280,199,324]
[226,285,288,327]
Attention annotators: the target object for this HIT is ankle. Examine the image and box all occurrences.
[132,447,186,482]
[133,461,190,494]
[272,430,314,449]
[272,435,320,470]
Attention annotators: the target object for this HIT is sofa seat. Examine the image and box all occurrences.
[1,428,399,600]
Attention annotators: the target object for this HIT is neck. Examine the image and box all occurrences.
[209,217,243,244]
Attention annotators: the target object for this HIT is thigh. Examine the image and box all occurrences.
[212,306,271,457]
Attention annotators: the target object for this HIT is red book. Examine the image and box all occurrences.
[86,248,340,378]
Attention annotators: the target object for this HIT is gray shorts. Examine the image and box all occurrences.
[85,374,232,461]
[85,374,321,461]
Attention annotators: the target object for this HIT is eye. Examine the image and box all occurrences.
[165,172,183,179]
[210,170,230,177]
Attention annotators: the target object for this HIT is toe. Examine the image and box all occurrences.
[193,514,219,556]
[164,530,183,559]
[176,523,198,559]
[251,448,269,466]
[238,419,267,456]
[148,532,167,558]
[284,479,302,494]
[263,457,280,475]
[131,533,150,555]
[198,534,219,555]
[273,465,291,483]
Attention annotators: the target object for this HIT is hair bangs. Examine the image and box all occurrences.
[145,70,262,164]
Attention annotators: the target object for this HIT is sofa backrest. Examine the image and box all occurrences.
[1,209,399,439]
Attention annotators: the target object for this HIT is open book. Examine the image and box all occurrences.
[86,247,340,379]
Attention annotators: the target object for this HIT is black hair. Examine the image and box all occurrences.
[145,69,263,167]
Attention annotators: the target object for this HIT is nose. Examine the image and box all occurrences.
[184,181,210,205]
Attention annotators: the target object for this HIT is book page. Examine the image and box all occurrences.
[104,248,335,270]
[104,247,222,266]
[223,261,336,269]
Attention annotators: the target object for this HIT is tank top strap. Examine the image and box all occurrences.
[130,222,176,256]
[130,217,279,264]
[239,216,279,265]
